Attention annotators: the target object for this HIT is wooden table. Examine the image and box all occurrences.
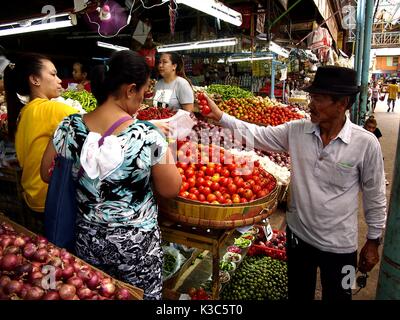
[159,218,235,300]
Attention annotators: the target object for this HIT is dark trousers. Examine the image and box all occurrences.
[286,227,357,301]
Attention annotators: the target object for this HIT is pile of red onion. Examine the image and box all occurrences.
[0,222,134,300]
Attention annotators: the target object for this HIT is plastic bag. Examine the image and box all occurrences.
[162,245,187,281]
[150,110,195,140]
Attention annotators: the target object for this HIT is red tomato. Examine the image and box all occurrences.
[201,105,211,115]
[187,177,196,188]
[227,184,237,194]
[207,194,217,202]
[210,182,220,191]
[198,194,206,202]
[188,193,198,201]
[195,177,205,188]
[203,187,212,196]
[205,167,215,176]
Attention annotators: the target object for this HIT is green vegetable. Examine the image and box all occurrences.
[61,90,98,112]
[163,252,177,275]
[205,84,253,101]
[221,256,288,300]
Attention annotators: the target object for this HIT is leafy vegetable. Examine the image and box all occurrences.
[61,90,97,112]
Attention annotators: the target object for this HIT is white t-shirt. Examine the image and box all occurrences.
[153,76,194,110]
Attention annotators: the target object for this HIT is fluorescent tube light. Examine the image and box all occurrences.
[0,14,76,37]
[227,56,273,63]
[97,41,129,51]
[157,38,237,52]
[162,0,242,26]
[268,41,289,58]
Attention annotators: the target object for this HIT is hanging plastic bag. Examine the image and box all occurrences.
[162,245,187,281]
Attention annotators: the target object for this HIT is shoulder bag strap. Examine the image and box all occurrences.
[98,116,133,146]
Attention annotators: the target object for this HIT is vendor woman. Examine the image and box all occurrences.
[153,52,194,112]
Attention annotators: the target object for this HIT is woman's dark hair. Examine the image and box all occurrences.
[4,52,49,140]
[91,50,150,105]
[161,52,192,87]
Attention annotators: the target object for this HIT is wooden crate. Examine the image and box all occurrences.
[0,213,144,300]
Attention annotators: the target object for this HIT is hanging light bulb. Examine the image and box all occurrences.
[98,4,111,21]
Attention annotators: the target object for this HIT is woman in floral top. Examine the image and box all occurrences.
[41,51,182,300]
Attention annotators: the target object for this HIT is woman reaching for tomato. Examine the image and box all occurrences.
[153,52,194,112]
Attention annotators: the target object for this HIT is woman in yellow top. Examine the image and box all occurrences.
[4,53,78,230]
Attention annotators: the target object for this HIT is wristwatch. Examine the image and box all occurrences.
[367,237,382,245]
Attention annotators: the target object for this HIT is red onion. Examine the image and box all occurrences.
[25,286,44,300]
[4,245,20,255]
[28,271,43,284]
[95,270,105,281]
[0,288,10,300]
[86,273,99,290]
[31,261,43,272]
[77,287,93,300]
[59,284,76,300]
[1,253,20,271]
[22,236,32,244]
[33,248,48,262]
[72,295,80,300]
[13,236,26,248]
[42,291,61,300]
[5,280,23,295]
[49,257,62,268]
[77,268,92,283]
[99,279,116,298]
[90,294,99,300]
[73,261,84,273]
[15,263,33,277]
[60,250,74,264]
[49,247,61,257]
[1,236,13,249]
[61,265,75,279]
[20,284,32,299]
[54,267,63,280]
[23,243,37,259]
[35,235,48,245]
[115,288,133,300]
[67,276,83,289]
[0,275,11,288]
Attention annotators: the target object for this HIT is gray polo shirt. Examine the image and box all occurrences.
[153,76,194,110]
[220,113,387,254]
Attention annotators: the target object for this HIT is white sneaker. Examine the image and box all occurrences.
[385,179,389,185]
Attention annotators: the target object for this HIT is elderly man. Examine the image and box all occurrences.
[205,66,387,301]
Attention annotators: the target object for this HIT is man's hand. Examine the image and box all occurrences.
[203,94,223,122]
[358,240,380,273]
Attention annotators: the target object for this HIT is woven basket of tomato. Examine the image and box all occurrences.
[158,142,279,229]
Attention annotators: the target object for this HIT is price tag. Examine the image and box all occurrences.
[262,219,273,241]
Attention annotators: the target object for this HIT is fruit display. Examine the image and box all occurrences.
[205,84,254,101]
[0,221,138,300]
[219,98,304,126]
[176,142,277,204]
[220,255,288,300]
[136,106,176,120]
[229,149,290,186]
